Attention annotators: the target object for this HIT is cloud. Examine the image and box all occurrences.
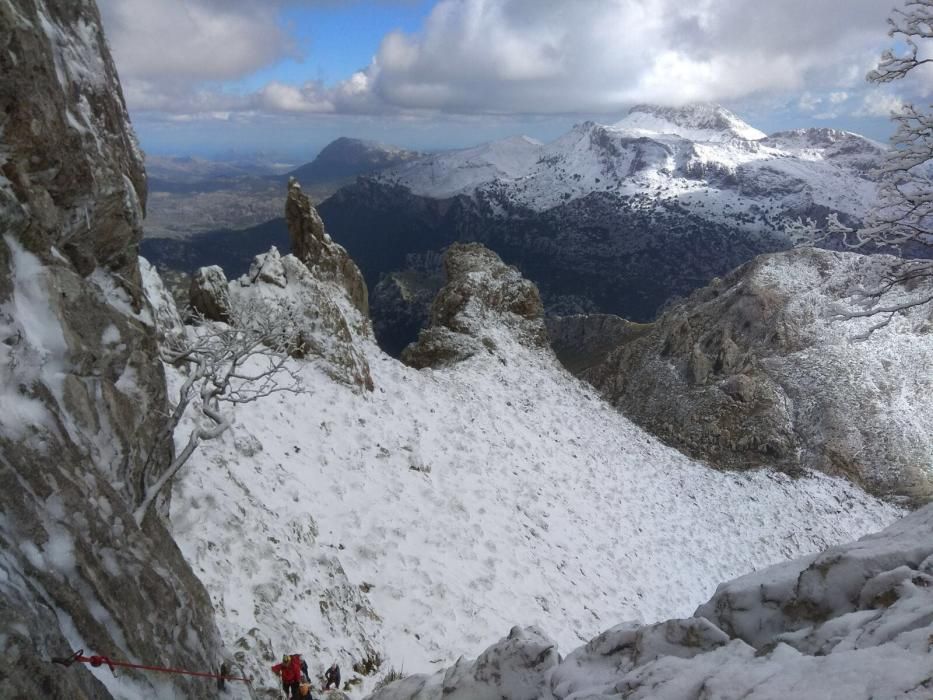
[97,0,299,82]
[857,92,907,118]
[348,0,894,114]
[101,0,902,119]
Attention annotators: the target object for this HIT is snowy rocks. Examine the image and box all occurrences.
[287,177,369,316]
[402,243,548,368]
[365,505,933,700]
[0,1,222,698]
[367,626,559,700]
[696,503,933,649]
[230,246,374,391]
[584,247,933,505]
[0,0,146,295]
[189,264,232,322]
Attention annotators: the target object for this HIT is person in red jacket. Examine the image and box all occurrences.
[272,653,308,699]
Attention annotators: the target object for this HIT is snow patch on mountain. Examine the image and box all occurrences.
[614,104,767,142]
[386,135,543,199]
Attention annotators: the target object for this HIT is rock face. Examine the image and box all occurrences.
[401,243,548,369]
[286,177,368,316]
[546,314,650,374]
[0,1,222,697]
[366,504,933,700]
[583,247,933,505]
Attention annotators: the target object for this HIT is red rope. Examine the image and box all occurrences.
[52,649,252,685]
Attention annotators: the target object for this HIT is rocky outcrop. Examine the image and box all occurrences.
[286,177,369,316]
[366,504,933,700]
[401,243,548,369]
[584,248,933,505]
[229,246,374,391]
[189,264,231,322]
[0,1,222,697]
[368,626,560,700]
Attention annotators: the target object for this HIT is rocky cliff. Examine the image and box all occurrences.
[0,1,222,697]
[367,503,933,700]
[583,247,933,505]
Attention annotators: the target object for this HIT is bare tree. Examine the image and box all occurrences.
[788,0,932,331]
[134,299,307,525]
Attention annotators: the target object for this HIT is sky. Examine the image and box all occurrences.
[96,0,930,160]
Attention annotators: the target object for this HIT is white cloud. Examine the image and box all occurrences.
[100,0,905,119]
[857,92,907,118]
[342,0,894,114]
[798,92,821,112]
[98,0,298,82]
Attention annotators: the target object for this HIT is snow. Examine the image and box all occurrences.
[169,322,900,697]
[383,134,544,199]
[613,104,767,142]
[34,2,107,93]
[0,234,68,440]
[101,323,121,346]
[370,505,933,700]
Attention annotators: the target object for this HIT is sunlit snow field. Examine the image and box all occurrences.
[168,331,900,696]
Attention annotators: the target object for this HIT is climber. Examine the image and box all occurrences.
[323,661,341,690]
[272,653,309,699]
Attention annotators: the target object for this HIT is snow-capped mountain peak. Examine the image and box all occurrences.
[614,103,767,143]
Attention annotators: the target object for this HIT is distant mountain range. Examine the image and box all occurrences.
[286,136,422,185]
[143,104,888,353]
[143,137,420,238]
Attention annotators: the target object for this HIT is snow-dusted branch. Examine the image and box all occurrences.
[867,0,933,83]
[134,299,308,524]
[788,0,933,335]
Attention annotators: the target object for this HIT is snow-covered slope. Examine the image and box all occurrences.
[165,245,900,697]
[369,503,933,700]
[378,103,883,224]
[385,135,543,199]
[614,103,768,142]
[584,247,933,504]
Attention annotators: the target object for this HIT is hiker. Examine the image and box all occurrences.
[272,653,309,699]
[217,661,229,691]
[323,661,341,690]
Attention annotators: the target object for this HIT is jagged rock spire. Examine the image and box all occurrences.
[285,177,369,316]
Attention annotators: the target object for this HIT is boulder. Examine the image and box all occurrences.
[189,264,231,322]
[229,247,374,391]
[366,626,559,700]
